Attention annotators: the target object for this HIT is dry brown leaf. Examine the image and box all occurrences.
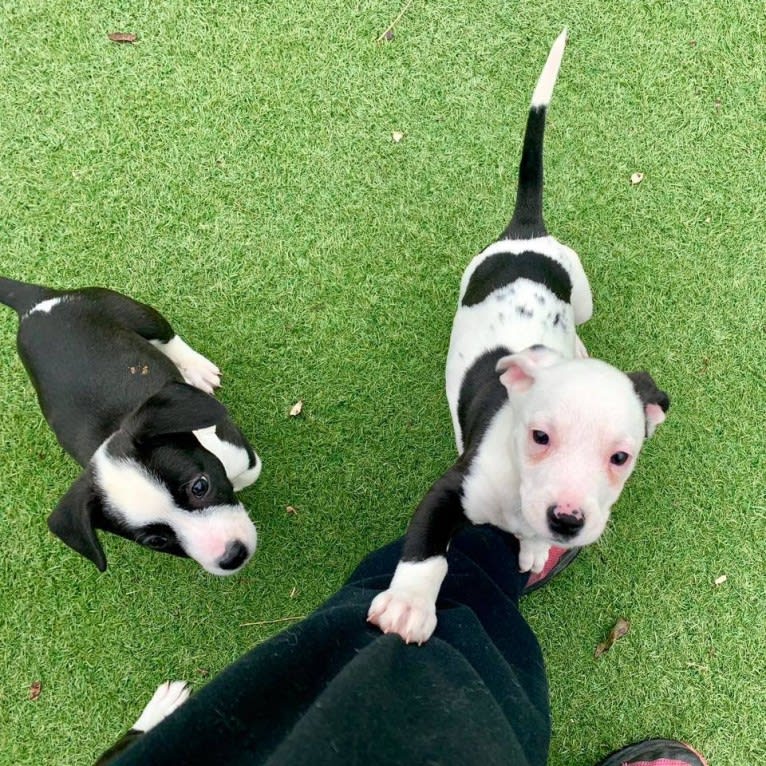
[714,574,727,586]
[108,32,137,43]
[630,172,644,185]
[29,681,42,701]
[392,131,404,143]
[286,505,298,516]
[594,617,630,658]
[289,400,303,417]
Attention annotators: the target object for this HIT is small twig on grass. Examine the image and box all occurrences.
[240,616,305,628]
[376,0,414,43]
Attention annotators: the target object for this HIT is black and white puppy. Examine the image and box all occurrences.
[0,279,261,574]
[368,30,670,643]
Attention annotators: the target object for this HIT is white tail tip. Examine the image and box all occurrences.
[530,28,568,108]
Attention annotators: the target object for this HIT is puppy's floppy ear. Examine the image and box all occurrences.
[627,371,670,438]
[496,345,563,394]
[124,381,228,442]
[47,471,107,572]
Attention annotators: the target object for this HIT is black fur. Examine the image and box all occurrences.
[1,278,257,570]
[457,347,513,447]
[94,729,143,766]
[627,371,670,413]
[462,250,572,307]
[401,348,514,563]
[401,465,467,562]
[501,107,548,239]
[627,370,670,437]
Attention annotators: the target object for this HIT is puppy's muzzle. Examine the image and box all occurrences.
[218,540,250,571]
[546,504,584,538]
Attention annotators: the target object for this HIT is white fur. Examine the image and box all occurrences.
[25,296,69,318]
[531,28,568,108]
[92,442,257,575]
[447,235,592,452]
[133,681,190,732]
[152,335,221,394]
[367,557,448,644]
[459,355,647,569]
[193,426,262,491]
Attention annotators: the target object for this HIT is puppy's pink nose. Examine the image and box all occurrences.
[553,500,583,517]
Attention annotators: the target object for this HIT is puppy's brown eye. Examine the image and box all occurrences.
[610,451,629,466]
[191,476,209,497]
[532,430,549,445]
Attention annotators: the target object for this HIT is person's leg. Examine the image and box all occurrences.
[108,525,550,766]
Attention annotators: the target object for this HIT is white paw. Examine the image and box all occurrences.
[518,539,551,574]
[367,588,437,645]
[132,681,190,733]
[574,334,589,359]
[154,336,221,394]
[178,352,221,395]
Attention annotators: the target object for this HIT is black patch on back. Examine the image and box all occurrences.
[461,250,572,307]
[457,347,512,452]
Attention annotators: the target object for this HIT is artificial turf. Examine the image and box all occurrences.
[0,1,764,764]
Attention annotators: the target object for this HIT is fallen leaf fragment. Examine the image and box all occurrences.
[286,505,298,516]
[392,131,404,143]
[289,400,303,417]
[29,681,42,701]
[630,172,644,185]
[714,574,727,586]
[108,32,137,43]
[594,617,630,658]
[290,587,299,598]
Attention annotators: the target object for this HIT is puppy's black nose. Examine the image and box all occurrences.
[218,540,249,571]
[547,505,584,538]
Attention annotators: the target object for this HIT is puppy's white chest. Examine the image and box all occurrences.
[460,405,530,535]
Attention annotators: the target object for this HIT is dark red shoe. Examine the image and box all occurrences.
[523,546,580,594]
[595,739,708,766]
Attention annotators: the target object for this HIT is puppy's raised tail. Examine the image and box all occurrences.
[0,277,53,315]
[501,28,568,240]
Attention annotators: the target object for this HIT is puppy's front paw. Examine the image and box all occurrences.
[132,681,190,733]
[518,539,551,574]
[367,588,437,645]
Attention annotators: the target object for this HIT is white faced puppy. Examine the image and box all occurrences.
[368,30,669,644]
[0,279,261,574]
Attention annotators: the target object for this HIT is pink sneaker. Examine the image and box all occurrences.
[595,739,708,766]
[523,546,580,594]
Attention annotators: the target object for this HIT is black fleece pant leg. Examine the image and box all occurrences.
[111,525,550,766]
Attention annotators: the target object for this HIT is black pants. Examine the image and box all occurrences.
[113,525,550,766]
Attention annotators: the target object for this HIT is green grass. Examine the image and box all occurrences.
[0,1,764,764]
